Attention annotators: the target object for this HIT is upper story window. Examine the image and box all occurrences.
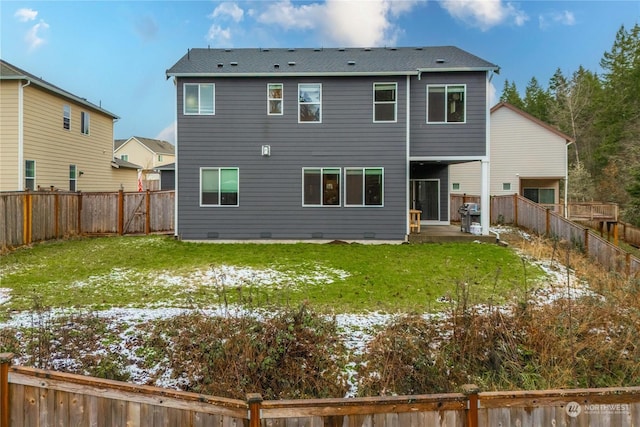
[303,167,339,206]
[120,154,128,161]
[63,105,71,130]
[158,155,163,162]
[184,83,215,115]
[298,83,321,123]
[268,83,283,115]
[69,164,77,192]
[200,167,239,206]
[373,83,397,122]
[81,112,90,135]
[25,160,35,191]
[427,85,466,123]
[345,168,383,206]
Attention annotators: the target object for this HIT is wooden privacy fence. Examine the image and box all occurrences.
[1,355,640,427]
[0,190,174,252]
[488,194,640,277]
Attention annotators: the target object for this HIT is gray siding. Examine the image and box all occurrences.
[409,72,487,157]
[176,76,408,240]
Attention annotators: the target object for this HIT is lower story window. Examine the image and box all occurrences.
[69,164,77,192]
[345,168,383,206]
[303,168,340,206]
[201,167,239,206]
[523,188,554,204]
[25,160,35,191]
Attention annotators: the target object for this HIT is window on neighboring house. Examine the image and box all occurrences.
[373,83,397,122]
[81,112,90,135]
[120,154,128,161]
[200,167,239,206]
[63,105,70,130]
[345,168,383,206]
[268,83,283,115]
[298,83,321,122]
[452,183,460,191]
[25,160,35,191]
[69,165,77,192]
[184,83,215,115]
[158,155,163,162]
[503,182,511,191]
[303,168,340,206]
[523,188,555,204]
[427,85,466,123]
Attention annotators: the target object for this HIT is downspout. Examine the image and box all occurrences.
[406,75,411,237]
[565,140,574,218]
[18,79,31,190]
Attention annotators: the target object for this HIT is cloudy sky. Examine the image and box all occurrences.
[2,0,638,143]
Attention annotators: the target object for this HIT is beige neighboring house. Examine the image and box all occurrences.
[114,136,175,190]
[450,102,574,209]
[0,59,140,192]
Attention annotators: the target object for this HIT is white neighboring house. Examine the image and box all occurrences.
[450,102,574,210]
[114,136,175,191]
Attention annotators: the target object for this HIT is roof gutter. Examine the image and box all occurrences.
[2,75,119,119]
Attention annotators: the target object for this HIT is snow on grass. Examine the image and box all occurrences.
[0,288,11,305]
[0,233,604,395]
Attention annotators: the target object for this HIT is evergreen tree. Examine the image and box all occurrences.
[499,79,524,109]
[523,77,553,122]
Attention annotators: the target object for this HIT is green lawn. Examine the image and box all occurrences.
[0,235,545,314]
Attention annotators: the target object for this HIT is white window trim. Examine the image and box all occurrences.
[184,83,216,115]
[426,84,467,124]
[70,164,77,192]
[63,105,71,131]
[344,167,385,207]
[267,83,283,116]
[25,160,36,191]
[298,83,322,124]
[81,111,90,135]
[302,167,341,207]
[373,83,397,123]
[199,167,239,207]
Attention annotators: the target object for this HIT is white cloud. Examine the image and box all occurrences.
[256,0,417,47]
[539,10,575,30]
[439,0,528,31]
[156,122,176,145]
[25,20,49,51]
[206,24,233,45]
[210,2,244,22]
[15,8,38,22]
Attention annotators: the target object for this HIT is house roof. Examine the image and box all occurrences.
[114,136,175,155]
[491,102,575,143]
[156,162,175,171]
[166,46,499,78]
[0,59,119,119]
[111,157,141,169]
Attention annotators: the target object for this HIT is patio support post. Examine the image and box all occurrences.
[0,353,14,427]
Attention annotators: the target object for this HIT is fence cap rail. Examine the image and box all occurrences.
[10,365,247,409]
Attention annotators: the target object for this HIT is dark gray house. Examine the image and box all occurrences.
[166,47,498,241]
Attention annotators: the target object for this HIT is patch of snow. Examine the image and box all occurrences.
[0,288,11,305]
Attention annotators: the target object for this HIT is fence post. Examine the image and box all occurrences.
[145,190,151,235]
[0,353,14,427]
[23,191,33,245]
[247,393,263,427]
[545,208,551,236]
[462,384,479,427]
[77,192,83,235]
[583,228,590,256]
[118,190,124,235]
[513,193,518,227]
